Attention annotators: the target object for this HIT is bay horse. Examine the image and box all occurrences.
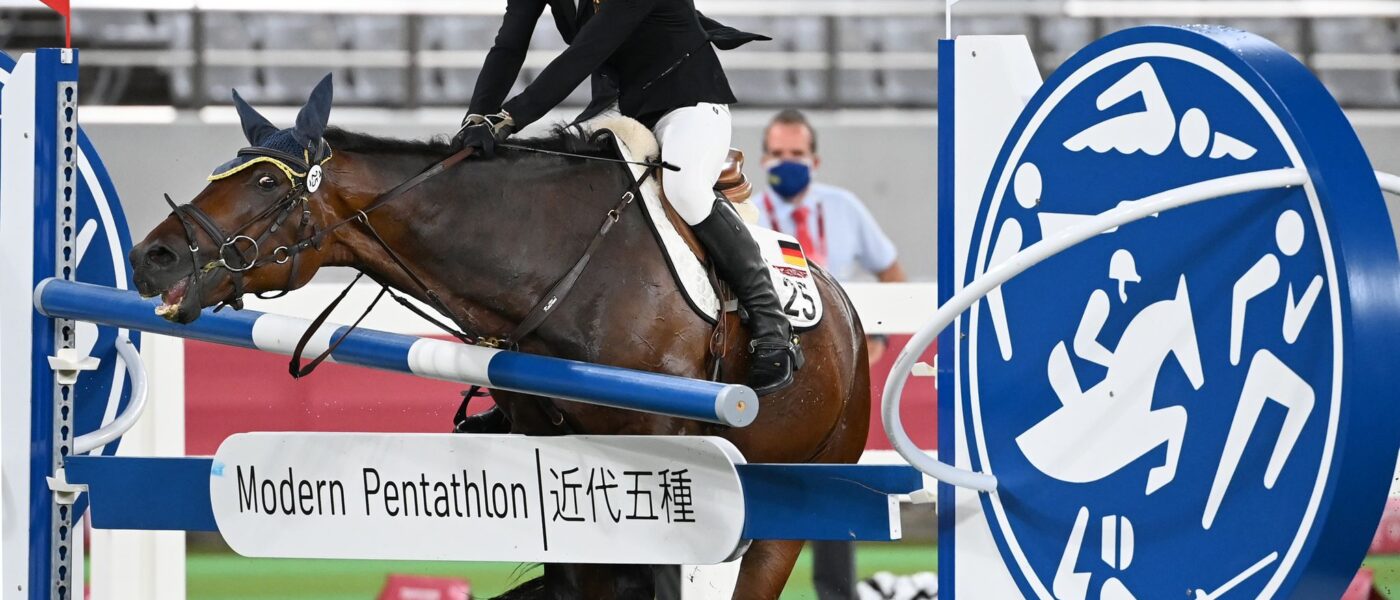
[128,79,869,599]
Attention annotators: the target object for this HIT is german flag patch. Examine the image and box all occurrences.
[778,240,808,268]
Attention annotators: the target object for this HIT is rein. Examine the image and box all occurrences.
[497,142,680,172]
[163,136,662,436]
[161,188,312,312]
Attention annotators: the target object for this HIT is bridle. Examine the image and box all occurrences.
[162,133,670,433]
[163,133,665,382]
[162,143,330,311]
[163,139,488,313]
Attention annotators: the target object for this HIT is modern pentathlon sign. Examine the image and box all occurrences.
[209,433,748,564]
[939,26,1400,599]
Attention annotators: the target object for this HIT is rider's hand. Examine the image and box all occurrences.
[452,111,515,158]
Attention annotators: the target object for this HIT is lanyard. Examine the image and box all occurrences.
[762,192,826,255]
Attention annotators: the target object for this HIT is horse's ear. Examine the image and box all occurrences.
[232,89,279,146]
[293,73,334,149]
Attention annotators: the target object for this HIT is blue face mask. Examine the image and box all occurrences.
[768,160,812,201]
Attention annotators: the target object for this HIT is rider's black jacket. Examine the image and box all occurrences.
[468,0,768,129]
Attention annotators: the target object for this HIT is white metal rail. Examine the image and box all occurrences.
[1378,170,1400,195]
[72,334,147,455]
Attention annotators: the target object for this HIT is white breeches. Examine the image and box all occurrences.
[653,103,733,225]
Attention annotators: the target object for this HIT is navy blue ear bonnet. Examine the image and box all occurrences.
[211,73,334,184]
[245,129,306,160]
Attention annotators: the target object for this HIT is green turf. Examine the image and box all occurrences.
[187,544,937,599]
[1365,554,1400,597]
[190,549,1400,599]
[187,554,532,600]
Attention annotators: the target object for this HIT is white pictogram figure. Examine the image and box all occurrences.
[986,163,1157,361]
[1038,198,1160,243]
[987,219,1021,361]
[1191,552,1280,600]
[1179,108,1258,161]
[986,162,1042,361]
[1063,63,1256,160]
[1017,253,1205,495]
[1064,63,1178,156]
[1053,507,1139,600]
[74,218,101,359]
[1202,210,1322,529]
[1108,249,1140,303]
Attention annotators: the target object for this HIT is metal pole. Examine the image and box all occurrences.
[35,280,759,428]
[824,15,839,109]
[404,13,420,108]
[191,9,206,108]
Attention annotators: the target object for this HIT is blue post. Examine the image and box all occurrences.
[0,48,80,600]
[35,279,758,427]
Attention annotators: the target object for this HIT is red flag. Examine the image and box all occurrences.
[39,0,70,48]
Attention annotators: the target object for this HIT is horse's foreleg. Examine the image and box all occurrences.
[730,540,805,600]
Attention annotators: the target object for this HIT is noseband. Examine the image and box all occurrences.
[163,139,484,323]
[163,145,327,311]
[163,136,661,400]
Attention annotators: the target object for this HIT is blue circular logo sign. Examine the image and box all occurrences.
[959,27,1400,598]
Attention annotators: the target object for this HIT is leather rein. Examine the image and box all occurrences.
[162,140,660,392]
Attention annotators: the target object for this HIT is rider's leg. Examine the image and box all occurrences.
[655,103,801,395]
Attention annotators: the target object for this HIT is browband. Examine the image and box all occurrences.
[208,139,333,182]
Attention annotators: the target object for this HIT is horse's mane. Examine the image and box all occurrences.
[323,126,614,161]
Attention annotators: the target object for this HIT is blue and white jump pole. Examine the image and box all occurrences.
[34,278,758,427]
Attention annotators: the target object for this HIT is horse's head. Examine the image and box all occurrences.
[131,75,346,323]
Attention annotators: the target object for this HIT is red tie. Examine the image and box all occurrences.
[789,205,825,266]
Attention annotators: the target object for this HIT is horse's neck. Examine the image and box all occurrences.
[338,152,660,351]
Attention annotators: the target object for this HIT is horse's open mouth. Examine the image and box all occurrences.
[155,276,188,318]
[151,275,201,323]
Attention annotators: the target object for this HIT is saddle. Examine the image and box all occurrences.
[715,149,753,204]
[583,116,824,331]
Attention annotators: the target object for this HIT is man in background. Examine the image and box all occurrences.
[756,109,906,284]
[753,108,907,598]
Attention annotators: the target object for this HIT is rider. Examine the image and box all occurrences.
[450,0,801,417]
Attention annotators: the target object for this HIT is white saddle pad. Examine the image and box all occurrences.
[596,121,824,331]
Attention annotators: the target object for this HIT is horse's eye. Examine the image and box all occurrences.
[257,175,278,190]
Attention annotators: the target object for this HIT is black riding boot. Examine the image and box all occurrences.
[455,406,509,433]
[454,392,511,434]
[691,199,803,396]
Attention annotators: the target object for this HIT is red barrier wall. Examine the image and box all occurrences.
[1371,498,1400,555]
[184,336,937,456]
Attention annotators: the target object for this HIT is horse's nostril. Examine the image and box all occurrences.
[146,243,179,268]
